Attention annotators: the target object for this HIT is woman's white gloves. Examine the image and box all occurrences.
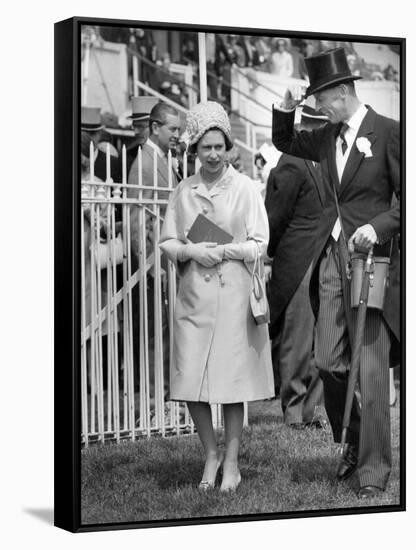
[222,240,258,262]
[178,242,225,268]
[177,240,259,267]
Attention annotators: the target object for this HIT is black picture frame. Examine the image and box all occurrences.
[54,15,406,533]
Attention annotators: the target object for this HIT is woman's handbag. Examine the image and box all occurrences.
[250,250,270,325]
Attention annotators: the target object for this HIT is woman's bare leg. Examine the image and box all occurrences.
[221,402,244,491]
[187,401,223,487]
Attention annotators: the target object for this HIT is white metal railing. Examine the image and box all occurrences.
[81,142,226,446]
[234,138,258,179]
[131,55,270,155]
[170,61,198,108]
[133,78,188,115]
[132,54,197,109]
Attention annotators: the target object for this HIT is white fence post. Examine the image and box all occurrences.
[81,180,89,447]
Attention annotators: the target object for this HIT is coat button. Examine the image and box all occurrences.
[204,274,211,282]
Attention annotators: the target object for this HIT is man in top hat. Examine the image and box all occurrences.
[81,106,104,134]
[265,102,328,430]
[272,47,400,498]
[126,96,159,173]
[81,105,121,183]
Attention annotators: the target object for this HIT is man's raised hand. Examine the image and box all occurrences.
[281,85,307,110]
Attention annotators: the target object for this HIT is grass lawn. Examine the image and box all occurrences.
[81,390,401,525]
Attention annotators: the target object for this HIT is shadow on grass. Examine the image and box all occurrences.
[248,398,284,426]
[289,456,338,484]
[249,413,285,426]
[152,456,203,490]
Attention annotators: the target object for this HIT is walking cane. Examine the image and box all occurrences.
[340,246,374,457]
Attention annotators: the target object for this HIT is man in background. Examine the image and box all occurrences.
[81,106,121,183]
[265,104,328,430]
[127,102,181,405]
[128,101,181,205]
[126,96,159,174]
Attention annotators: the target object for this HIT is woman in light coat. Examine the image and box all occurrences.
[159,102,274,492]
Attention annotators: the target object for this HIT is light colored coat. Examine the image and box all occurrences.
[159,166,274,404]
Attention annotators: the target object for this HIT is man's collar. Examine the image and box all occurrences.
[346,103,368,131]
[147,138,166,158]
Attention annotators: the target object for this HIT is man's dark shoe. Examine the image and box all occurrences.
[336,444,358,481]
[305,417,328,430]
[357,485,383,499]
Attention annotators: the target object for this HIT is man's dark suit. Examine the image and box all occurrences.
[272,105,400,489]
[266,155,324,332]
[265,154,324,424]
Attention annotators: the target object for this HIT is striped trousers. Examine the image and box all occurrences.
[315,239,391,490]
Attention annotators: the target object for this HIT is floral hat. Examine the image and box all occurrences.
[185,101,233,148]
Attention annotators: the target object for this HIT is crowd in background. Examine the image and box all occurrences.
[79,26,400,198]
[82,26,399,116]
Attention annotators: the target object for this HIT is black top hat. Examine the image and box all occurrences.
[304,47,362,97]
[81,106,104,131]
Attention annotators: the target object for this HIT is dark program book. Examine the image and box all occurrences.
[187,214,233,244]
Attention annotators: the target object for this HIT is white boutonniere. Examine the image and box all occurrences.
[356,137,373,158]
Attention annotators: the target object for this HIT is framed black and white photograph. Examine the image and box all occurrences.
[54,12,405,534]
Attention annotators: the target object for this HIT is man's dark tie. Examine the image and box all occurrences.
[339,123,349,155]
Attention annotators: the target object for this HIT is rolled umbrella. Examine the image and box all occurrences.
[340,246,374,456]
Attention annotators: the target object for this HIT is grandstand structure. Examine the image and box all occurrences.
[81,28,399,169]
